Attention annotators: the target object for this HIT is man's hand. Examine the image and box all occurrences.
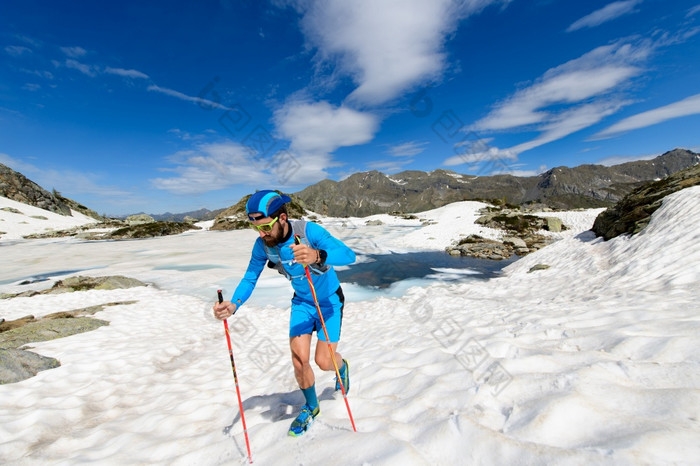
[213,300,237,320]
[290,243,319,266]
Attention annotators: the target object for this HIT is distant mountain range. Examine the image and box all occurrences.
[115,208,224,222]
[2,148,698,220]
[296,148,700,216]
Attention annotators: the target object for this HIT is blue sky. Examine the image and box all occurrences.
[1,0,699,216]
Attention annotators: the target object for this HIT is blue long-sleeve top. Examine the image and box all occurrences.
[230,221,355,308]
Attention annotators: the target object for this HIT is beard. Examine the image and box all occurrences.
[262,224,285,247]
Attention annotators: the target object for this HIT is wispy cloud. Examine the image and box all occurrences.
[21,83,41,92]
[595,152,657,166]
[471,38,656,156]
[0,153,132,199]
[687,4,700,17]
[386,141,428,157]
[147,85,233,112]
[293,0,511,105]
[63,59,98,77]
[509,99,630,153]
[366,158,413,173]
[567,0,642,32]
[60,46,87,58]
[474,39,650,132]
[0,153,38,174]
[274,100,379,181]
[151,142,269,194]
[593,93,700,138]
[443,146,518,167]
[104,67,149,79]
[4,45,32,56]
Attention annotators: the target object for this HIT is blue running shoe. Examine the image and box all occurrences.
[335,359,350,393]
[288,404,320,437]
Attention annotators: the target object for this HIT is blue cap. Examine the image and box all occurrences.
[246,190,291,219]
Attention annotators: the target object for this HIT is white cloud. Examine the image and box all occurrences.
[55,57,149,80]
[64,59,98,77]
[0,153,131,199]
[60,46,87,58]
[470,38,659,157]
[21,83,41,92]
[474,39,651,132]
[593,93,700,138]
[687,4,700,17]
[294,0,510,105]
[4,45,32,56]
[366,158,413,173]
[0,153,38,174]
[386,141,428,157]
[595,152,657,166]
[151,142,270,195]
[104,67,149,79]
[567,0,642,32]
[443,146,518,167]
[147,85,233,112]
[509,99,630,154]
[274,100,379,180]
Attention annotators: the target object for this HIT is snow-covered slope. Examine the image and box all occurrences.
[0,196,98,241]
[0,188,698,464]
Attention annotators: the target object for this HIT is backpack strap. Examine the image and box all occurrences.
[292,220,331,276]
[264,219,330,281]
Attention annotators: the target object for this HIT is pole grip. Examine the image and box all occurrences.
[217,289,224,304]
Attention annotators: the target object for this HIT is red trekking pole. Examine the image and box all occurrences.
[218,290,253,463]
[294,236,357,432]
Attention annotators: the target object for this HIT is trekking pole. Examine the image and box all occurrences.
[218,290,253,463]
[294,236,357,432]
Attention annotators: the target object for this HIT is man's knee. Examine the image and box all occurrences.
[315,353,333,371]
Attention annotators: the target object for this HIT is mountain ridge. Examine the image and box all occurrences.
[295,148,699,216]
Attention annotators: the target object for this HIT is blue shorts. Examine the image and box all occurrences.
[289,287,345,342]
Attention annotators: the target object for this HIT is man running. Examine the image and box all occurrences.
[213,190,355,436]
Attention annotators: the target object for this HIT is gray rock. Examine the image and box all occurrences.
[0,163,73,215]
[2,276,147,299]
[365,219,384,226]
[107,221,200,239]
[545,217,563,232]
[528,264,551,273]
[0,349,60,384]
[0,316,109,351]
[502,236,527,249]
[126,214,155,225]
[51,276,147,293]
[592,163,700,240]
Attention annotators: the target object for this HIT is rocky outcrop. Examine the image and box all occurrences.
[1,163,104,220]
[0,309,114,384]
[126,214,155,225]
[54,192,103,220]
[445,204,564,260]
[107,221,200,239]
[592,163,700,240]
[0,349,60,384]
[0,275,143,384]
[22,219,128,240]
[1,275,147,299]
[446,233,554,260]
[0,163,71,215]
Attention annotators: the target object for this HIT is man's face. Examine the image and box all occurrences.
[251,214,285,247]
